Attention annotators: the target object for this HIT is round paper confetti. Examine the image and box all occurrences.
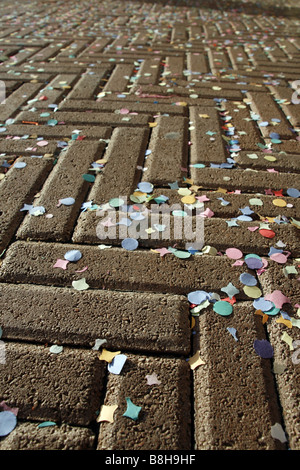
[64,249,82,262]
[121,238,138,251]
[253,297,273,312]
[59,197,75,206]
[259,229,276,239]
[272,198,286,207]
[253,339,273,358]
[244,256,263,270]
[137,182,153,193]
[213,300,233,316]
[270,252,288,264]
[239,272,257,286]
[0,411,17,437]
[181,195,196,204]
[243,285,262,299]
[14,161,27,169]
[287,188,299,198]
[225,247,243,260]
[188,291,210,305]
[109,198,124,208]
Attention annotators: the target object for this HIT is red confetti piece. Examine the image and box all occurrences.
[259,229,276,238]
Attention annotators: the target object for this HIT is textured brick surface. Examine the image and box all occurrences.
[0,0,299,451]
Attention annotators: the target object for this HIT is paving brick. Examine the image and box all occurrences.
[0,156,54,252]
[87,126,149,204]
[189,166,299,194]
[0,341,106,426]
[0,283,190,355]
[0,422,95,450]
[0,241,257,298]
[0,82,43,121]
[16,140,106,242]
[189,106,227,164]
[97,353,191,450]
[16,110,151,127]
[192,301,286,450]
[142,115,188,184]
[246,91,295,139]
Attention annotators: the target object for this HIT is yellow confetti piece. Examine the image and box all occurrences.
[188,350,205,370]
[216,187,227,194]
[276,317,292,329]
[281,332,294,350]
[181,195,196,204]
[273,198,287,207]
[199,114,210,118]
[243,285,262,299]
[264,155,277,162]
[98,349,121,363]
[149,122,157,127]
[178,188,191,196]
[97,404,118,423]
[176,102,187,106]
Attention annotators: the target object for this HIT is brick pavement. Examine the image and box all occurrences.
[0,0,299,451]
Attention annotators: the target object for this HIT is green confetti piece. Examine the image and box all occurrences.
[38,421,56,428]
[82,174,96,183]
[123,398,141,421]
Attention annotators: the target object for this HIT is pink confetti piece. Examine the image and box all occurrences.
[75,266,88,273]
[264,290,291,308]
[53,259,69,270]
[36,140,49,147]
[248,226,259,231]
[196,195,210,202]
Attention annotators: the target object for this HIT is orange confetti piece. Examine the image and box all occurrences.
[255,309,269,324]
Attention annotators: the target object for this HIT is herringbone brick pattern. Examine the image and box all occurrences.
[0,0,299,451]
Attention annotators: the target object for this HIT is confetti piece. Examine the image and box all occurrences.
[109,197,124,208]
[58,197,75,206]
[146,373,161,386]
[38,421,56,428]
[259,229,276,239]
[253,298,273,312]
[97,404,118,423]
[254,309,269,324]
[99,349,121,363]
[276,317,292,328]
[72,278,89,291]
[225,247,243,260]
[108,354,127,375]
[188,350,205,370]
[264,290,291,309]
[82,174,96,183]
[272,198,286,207]
[188,291,210,305]
[0,411,17,437]
[64,249,82,262]
[281,332,294,350]
[239,272,257,286]
[221,282,240,299]
[53,259,69,270]
[271,423,287,443]
[213,300,233,316]
[14,161,27,169]
[227,327,238,341]
[121,238,139,251]
[253,339,273,358]
[123,398,141,421]
[49,345,63,354]
[137,182,153,193]
[243,285,262,299]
